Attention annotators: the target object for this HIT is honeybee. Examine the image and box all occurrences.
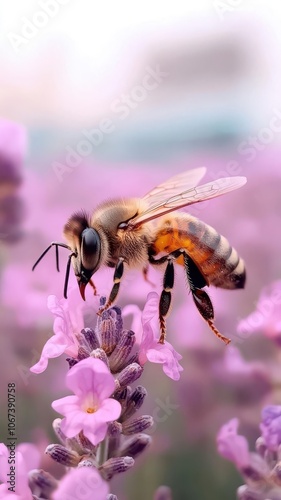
[33,167,246,344]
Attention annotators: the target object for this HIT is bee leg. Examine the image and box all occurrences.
[142,265,155,287]
[159,258,175,344]
[183,254,231,346]
[98,258,124,314]
[89,279,98,296]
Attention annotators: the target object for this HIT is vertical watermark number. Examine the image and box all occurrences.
[6,383,17,493]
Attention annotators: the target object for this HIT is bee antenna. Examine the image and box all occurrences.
[64,252,76,299]
[32,242,72,273]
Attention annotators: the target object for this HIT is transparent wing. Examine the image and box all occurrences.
[142,167,206,207]
[128,176,247,228]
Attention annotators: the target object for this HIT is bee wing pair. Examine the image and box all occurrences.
[127,167,247,228]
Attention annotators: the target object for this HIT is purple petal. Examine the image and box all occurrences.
[98,398,121,421]
[142,292,159,327]
[66,358,116,399]
[237,280,281,342]
[16,443,40,472]
[146,345,183,381]
[30,336,68,373]
[217,418,250,468]
[122,304,142,343]
[260,405,281,451]
[60,410,86,439]
[53,467,109,500]
[52,395,80,415]
[83,420,108,446]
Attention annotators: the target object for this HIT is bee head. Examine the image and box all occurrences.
[64,212,102,300]
[77,227,101,299]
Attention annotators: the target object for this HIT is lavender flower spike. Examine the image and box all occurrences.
[30,292,181,498]
[217,406,281,499]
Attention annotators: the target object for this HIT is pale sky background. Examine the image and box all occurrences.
[1,0,281,128]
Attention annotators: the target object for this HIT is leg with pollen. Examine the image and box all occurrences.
[150,249,231,345]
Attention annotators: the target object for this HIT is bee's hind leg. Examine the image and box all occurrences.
[183,253,231,346]
[98,258,124,315]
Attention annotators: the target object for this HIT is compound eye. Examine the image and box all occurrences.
[81,228,101,271]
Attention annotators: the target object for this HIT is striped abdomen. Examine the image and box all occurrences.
[152,214,246,289]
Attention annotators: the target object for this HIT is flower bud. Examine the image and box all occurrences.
[109,330,135,372]
[122,415,154,435]
[81,327,100,350]
[78,458,97,468]
[111,306,123,336]
[120,386,147,422]
[98,310,120,355]
[76,332,91,352]
[45,444,80,467]
[65,437,86,455]
[52,418,67,444]
[77,431,97,453]
[116,363,143,388]
[117,433,152,458]
[78,346,90,360]
[107,421,122,437]
[99,456,134,480]
[90,348,109,368]
[114,386,130,408]
[28,469,58,498]
[66,357,78,368]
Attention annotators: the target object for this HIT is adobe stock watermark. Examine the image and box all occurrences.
[52,64,169,182]
[7,0,71,52]
[213,0,245,21]
[149,396,179,434]
[191,107,281,218]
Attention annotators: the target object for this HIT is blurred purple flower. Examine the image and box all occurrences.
[52,357,121,445]
[177,342,272,443]
[217,418,250,468]
[212,345,272,404]
[138,292,183,381]
[52,467,109,500]
[30,287,99,373]
[217,407,281,498]
[0,442,39,499]
[260,405,281,452]
[0,119,26,168]
[238,280,281,344]
[0,119,26,243]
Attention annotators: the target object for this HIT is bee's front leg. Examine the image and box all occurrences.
[98,258,124,314]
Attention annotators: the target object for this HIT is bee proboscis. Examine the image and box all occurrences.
[33,167,246,344]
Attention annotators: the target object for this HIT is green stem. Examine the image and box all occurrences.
[97,436,109,466]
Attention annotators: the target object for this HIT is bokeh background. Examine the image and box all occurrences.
[1,1,281,499]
